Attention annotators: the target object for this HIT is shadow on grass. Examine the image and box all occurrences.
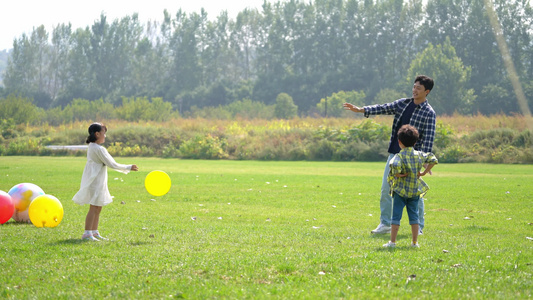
[370,233,411,240]
[49,239,153,246]
[52,239,91,245]
[376,245,421,251]
[1,221,33,226]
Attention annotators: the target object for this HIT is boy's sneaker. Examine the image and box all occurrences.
[383,241,396,248]
[371,224,391,234]
[419,229,423,235]
[411,243,420,248]
[82,234,100,241]
[93,233,109,241]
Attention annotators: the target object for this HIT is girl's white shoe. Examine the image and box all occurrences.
[93,233,109,241]
[82,234,100,241]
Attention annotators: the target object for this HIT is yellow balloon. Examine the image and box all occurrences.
[28,194,64,228]
[145,170,171,196]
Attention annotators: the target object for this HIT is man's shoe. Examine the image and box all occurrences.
[371,224,391,234]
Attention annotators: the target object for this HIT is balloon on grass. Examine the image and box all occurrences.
[0,190,15,224]
[8,183,45,223]
[145,170,171,196]
[28,194,64,228]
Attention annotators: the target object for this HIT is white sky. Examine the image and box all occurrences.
[0,0,273,51]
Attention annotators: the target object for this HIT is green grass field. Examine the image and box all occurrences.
[1,157,532,299]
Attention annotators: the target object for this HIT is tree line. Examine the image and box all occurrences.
[1,0,532,117]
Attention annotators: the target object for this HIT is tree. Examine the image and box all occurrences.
[373,88,406,104]
[201,11,232,85]
[57,27,94,103]
[31,25,51,108]
[3,34,34,96]
[462,0,502,90]
[316,90,366,117]
[253,2,292,106]
[3,26,53,108]
[168,10,202,100]
[230,8,261,82]
[274,92,298,119]
[49,23,73,106]
[476,83,519,114]
[407,38,476,115]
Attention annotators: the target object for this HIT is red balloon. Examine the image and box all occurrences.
[0,190,15,224]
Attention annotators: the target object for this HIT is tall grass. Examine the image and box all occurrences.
[1,115,532,163]
[0,157,532,299]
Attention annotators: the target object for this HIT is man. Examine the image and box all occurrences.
[343,75,436,234]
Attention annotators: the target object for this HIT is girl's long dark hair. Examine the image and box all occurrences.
[86,123,107,144]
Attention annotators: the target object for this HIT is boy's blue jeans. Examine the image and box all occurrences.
[391,192,420,225]
[380,154,425,228]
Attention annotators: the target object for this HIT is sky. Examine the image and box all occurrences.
[0,0,274,51]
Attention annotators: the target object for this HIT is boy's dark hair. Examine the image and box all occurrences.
[398,125,419,147]
[415,75,434,91]
[86,122,107,144]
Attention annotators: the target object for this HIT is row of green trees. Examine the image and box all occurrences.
[1,0,532,116]
[0,94,309,125]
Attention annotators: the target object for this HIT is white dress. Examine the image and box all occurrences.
[73,143,132,206]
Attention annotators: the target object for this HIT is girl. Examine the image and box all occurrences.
[73,123,138,241]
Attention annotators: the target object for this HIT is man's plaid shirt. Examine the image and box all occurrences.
[364,98,436,153]
[388,147,438,198]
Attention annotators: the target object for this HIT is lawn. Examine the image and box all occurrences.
[0,157,532,299]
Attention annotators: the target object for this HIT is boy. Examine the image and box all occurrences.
[383,125,438,248]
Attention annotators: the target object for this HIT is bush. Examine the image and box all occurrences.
[6,138,43,156]
[1,118,18,139]
[44,99,116,125]
[274,93,298,119]
[334,140,388,161]
[316,90,366,118]
[344,119,389,142]
[307,139,338,161]
[115,97,174,122]
[226,99,275,119]
[0,95,38,124]
[467,128,516,148]
[512,130,531,148]
[489,145,521,164]
[162,141,181,158]
[434,121,455,149]
[108,126,181,151]
[107,143,142,157]
[179,134,228,159]
[439,144,468,163]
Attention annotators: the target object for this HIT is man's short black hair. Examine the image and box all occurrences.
[398,124,419,147]
[415,75,434,91]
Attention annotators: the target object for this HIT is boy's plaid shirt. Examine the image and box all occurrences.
[364,98,436,153]
[388,147,438,198]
